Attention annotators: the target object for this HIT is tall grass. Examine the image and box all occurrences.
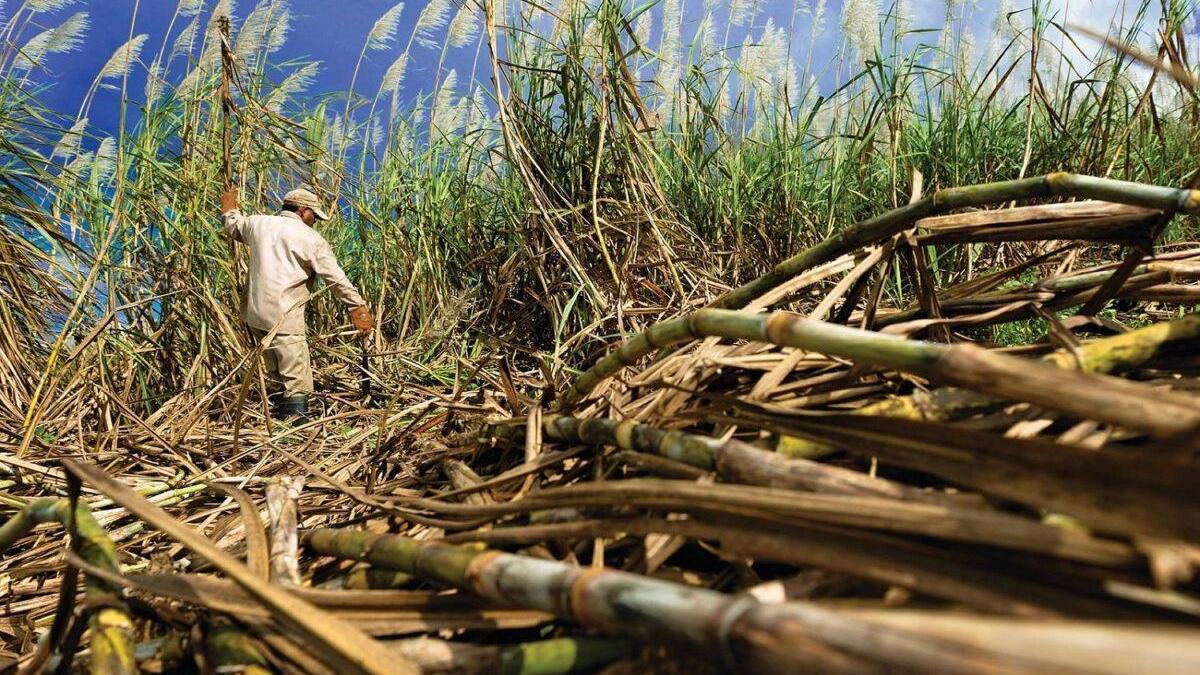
[0,0,1197,420]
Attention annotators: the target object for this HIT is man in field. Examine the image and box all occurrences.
[220,186,373,417]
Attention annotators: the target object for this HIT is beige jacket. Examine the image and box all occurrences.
[223,209,366,334]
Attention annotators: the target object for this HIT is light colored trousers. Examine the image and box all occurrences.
[250,328,313,396]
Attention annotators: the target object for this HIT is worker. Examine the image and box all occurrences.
[220,186,373,418]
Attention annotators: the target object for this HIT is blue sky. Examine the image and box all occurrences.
[35,0,481,133]
[19,0,1173,136]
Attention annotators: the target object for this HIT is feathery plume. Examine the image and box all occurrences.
[209,0,236,26]
[697,12,716,63]
[262,2,291,53]
[633,9,652,46]
[267,62,318,111]
[784,62,801,108]
[144,58,163,102]
[550,0,581,46]
[325,113,351,155]
[659,0,682,61]
[582,17,605,56]
[744,19,789,109]
[729,0,758,28]
[380,52,409,94]
[414,0,452,49]
[993,0,1018,42]
[66,151,94,179]
[465,87,488,134]
[366,2,405,51]
[190,0,234,79]
[840,0,879,63]
[97,34,148,82]
[235,1,274,60]
[177,62,211,97]
[447,1,479,48]
[894,0,913,32]
[27,0,76,13]
[176,0,204,18]
[13,11,89,71]
[369,117,385,150]
[716,53,733,120]
[655,0,682,118]
[958,29,975,69]
[93,136,117,182]
[171,17,200,58]
[811,0,827,35]
[432,69,463,135]
[52,118,87,161]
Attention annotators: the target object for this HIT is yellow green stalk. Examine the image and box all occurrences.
[781,312,1200,457]
[0,498,135,675]
[560,309,1200,438]
[713,173,1200,310]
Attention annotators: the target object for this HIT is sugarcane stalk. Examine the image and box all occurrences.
[611,450,710,480]
[133,632,189,672]
[444,516,1130,617]
[541,415,968,505]
[317,564,415,590]
[388,635,634,675]
[217,16,234,192]
[1035,264,1153,292]
[779,312,1200,458]
[0,498,135,675]
[560,308,1200,437]
[202,616,272,675]
[712,173,1200,311]
[298,528,855,672]
[397,478,1133,564]
[301,528,1173,673]
[442,458,494,504]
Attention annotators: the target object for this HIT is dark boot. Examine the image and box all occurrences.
[274,394,308,419]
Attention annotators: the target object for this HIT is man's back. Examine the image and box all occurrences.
[223,209,365,334]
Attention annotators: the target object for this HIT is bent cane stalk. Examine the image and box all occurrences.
[0,498,135,675]
[202,616,272,675]
[559,309,1200,437]
[301,529,869,673]
[778,312,1200,458]
[541,415,968,505]
[389,635,634,675]
[302,528,1177,673]
[711,173,1200,311]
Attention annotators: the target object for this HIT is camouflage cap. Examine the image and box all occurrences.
[282,187,330,221]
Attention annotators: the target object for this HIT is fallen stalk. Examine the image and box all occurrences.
[388,635,634,675]
[202,616,272,675]
[303,526,861,672]
[443,517,1136,617]
[777,312,1200,457]
[711,173,1200,310]
[302,527,1187,673]
[390,479,1135,565]
[541,415,975,506]
[0,498,135,675]
[730,411,1200,541]
[560,309,1200,438]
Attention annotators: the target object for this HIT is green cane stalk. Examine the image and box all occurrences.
[0,498,135,675]
[560,308,1200,438]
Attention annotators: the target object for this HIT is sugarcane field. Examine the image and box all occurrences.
[4,0,1200,672]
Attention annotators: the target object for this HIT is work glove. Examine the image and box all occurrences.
[220,186,239,213]
[350,305,374,334]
